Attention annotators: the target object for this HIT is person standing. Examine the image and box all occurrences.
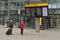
[19,21,24,35]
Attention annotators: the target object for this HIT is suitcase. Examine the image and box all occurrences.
[6,28,12,35]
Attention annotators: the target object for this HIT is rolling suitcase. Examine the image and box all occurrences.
[6,28,12,35]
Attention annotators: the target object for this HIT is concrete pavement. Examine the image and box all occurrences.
[0,27,60,40]
[0,27,40,40]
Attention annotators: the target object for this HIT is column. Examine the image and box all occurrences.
[8,0,10,18]
[35,18,40,32]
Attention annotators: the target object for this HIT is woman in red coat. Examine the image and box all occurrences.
[19,21,24,35]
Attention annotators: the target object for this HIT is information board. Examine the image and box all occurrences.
[42,7,48,16]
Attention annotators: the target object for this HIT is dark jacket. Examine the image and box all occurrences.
[10,22,13,28]
[8,22,13,28]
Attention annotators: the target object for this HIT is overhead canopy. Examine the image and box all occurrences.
[25,3,48,7]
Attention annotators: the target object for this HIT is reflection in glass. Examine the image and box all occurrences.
[37,8,42,17]
[31,8,35,16]
[26,8,30,16]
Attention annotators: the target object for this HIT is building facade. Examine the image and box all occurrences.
[0,0,38,29]
[0,0,60,29]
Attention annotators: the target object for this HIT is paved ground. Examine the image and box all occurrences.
[0,26,60,40]
[0,27,40,40]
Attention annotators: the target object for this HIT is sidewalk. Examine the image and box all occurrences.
[0,28,40,40]
[0,27,60,40]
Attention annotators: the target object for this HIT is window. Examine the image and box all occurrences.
[0,11,8,16]
[31,8,35,16]
[58,10,60,14]
[11,2,16,7]
[10,2,16,9]
[10,10,18,16]
[26,8,30,16]
[0,11,3,14]
[52,3,56,8]
[4,11,8,15]
[57,3,60,8]
[17,3,19,6]
[5,2,8,6]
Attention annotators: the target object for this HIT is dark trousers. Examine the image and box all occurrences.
[21,29,23,35]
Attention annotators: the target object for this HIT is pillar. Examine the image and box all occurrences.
[35,18,40,32]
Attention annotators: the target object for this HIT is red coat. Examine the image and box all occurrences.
[19,22,24,29]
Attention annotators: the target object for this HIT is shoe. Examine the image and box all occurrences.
[21,34,23,35]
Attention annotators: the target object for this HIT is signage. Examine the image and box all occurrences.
[42,7,48,16]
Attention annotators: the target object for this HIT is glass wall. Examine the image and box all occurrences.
[0,1,5,10]
[25,8,35,29]
[48,3,60,9]
[1,0,60,28]
[10,2,17,10]
[10,10,18,16]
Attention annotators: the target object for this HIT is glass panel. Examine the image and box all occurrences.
[10,10,18,16]
[49,9,53,14]
[56,19,60,28]
[52,4,56,8]
[17,3,19,6]
[42,7,48,16]
[1,0,8,1]
[0,19,1,24]
[16,2,20,9]
[0,18,4,25]
[31,8,35,16]
[57,3,60,8]
[48,4,52,8]
[54,10,58,14]
[56,0,60,3]
[30,16,35,29]
[58,10,60,14]
[21,10,25,16]
[3,11,8,16]
[25,16,35,29]
[49,9,57,14]
[0,11,8,16]
[4,2,8,9]
[0,11,3,14]
[10,2,16,10]
[0,1,5,10]
[36,8,42,17]
[25,8,30,16]
[5,2,8,6]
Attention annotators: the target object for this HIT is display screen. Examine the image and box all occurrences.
[25,8,30,16]
[42,7,48,16]
[31,8,35,16]
[35,8,42,17]
[37,8,41,16]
